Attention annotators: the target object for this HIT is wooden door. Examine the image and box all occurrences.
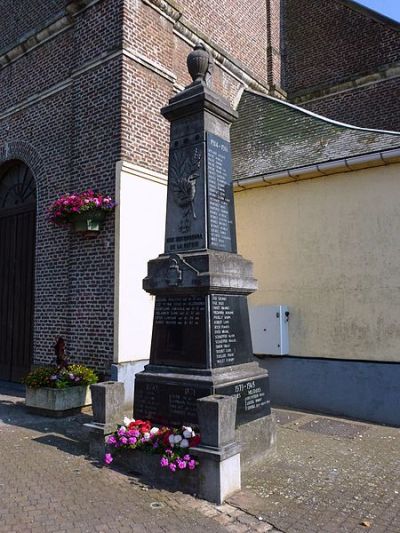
[0,162,36,381]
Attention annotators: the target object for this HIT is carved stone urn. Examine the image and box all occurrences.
[187,43,210,83]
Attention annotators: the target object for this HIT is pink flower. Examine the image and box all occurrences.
[106,435,117,445]
[188,460,196,470]
[119,436,128,445]
[183,454,191,461]
[104,453,113,465]
[169,463,177,472]
[160,457,169,468]
[128,437,137,445]
[177,460,187,470]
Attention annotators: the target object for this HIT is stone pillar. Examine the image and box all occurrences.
[86,381,124,459]
[192,395,241,504]
[134,43,276,466]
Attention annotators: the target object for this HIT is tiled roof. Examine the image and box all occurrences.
[231,90,400,181]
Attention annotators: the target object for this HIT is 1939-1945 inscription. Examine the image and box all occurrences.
[217,376,271,426]
[134,377,270,427]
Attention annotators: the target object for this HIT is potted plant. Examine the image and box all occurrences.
[24,363,98,417]
[48,189,115,237]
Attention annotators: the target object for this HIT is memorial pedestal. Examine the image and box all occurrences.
[134,43,276,470]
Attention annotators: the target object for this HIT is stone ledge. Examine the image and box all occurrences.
[0,0,102,69]
[290,61,400,105]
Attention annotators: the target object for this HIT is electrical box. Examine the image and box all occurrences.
[249,305,289,356]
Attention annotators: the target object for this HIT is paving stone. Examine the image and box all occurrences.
[228,407,400,533]
[0,388,281,533]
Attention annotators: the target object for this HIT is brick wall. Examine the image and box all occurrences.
[177,0,269,83]
[0,0,66,51]
[283,0,400,95]
[303,78,400,131]
[0,0,123,373]
[120,0,253,176]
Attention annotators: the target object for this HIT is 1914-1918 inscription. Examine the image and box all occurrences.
[216,376,271,426]
[211,294,253,367]
[207,132,237,253]
[150,296,207,368]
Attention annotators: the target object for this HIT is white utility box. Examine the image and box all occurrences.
[249,305,289,356]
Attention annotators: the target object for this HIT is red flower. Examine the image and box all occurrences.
[189,435,201,447]
[162,430,172,447]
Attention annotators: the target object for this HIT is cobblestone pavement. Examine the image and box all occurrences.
[2,383,399,533]
[0,383,279,533]
[229,408,400,533]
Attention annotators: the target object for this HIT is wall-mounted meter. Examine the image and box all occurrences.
[249,305,289,356]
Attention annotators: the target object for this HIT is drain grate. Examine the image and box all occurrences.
[150,502,165,510]
[299,418,368,439]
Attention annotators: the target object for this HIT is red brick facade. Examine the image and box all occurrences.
[283,0,400,129]
[0,0,271,374]
[0,0,399,376]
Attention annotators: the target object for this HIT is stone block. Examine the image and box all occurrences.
[90,381,124,429]
[197,394,237,448]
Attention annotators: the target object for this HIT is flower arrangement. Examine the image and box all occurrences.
[48,190,115,226]
[104,417,201,473]
[24,364,98,389]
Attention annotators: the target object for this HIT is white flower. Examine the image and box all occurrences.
[143,432,150,441]
[168,435,175,445]
[180,439,189,448]
[150,427,159,435]
[183,427,194,439]
[173,435,182,444]
[123,417,134,427]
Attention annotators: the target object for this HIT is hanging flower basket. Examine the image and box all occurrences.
[48,190,115,238]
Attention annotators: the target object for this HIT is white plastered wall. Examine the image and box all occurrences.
[235,162,400,362]
[114,161,167,363]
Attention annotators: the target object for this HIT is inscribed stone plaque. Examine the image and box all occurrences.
[150,295,207,368]
[206,132,237,253]
[165,142,206,253]
[134,381,211,426]
[210,294,253,367]
[216,376,271,426]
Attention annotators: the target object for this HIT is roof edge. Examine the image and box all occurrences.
[233,148,400,190]
[340,0,400,31]
[243,89,400,136]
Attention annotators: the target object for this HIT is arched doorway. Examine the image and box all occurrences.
[0,161,36,381]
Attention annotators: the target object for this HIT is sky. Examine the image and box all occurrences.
[355,0,400,22]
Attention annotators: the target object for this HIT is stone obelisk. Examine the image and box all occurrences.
[134,44,275,464]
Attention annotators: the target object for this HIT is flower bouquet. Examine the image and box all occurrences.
[104,417,201,473]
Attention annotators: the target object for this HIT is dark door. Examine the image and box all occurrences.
[0,162,36,381]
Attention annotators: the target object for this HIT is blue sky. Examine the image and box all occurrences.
[355,0,400,21]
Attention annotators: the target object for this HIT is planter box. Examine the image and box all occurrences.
[25,386,92,417]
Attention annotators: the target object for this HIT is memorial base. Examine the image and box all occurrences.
[236,414,277,468]
[134,361,276,461]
